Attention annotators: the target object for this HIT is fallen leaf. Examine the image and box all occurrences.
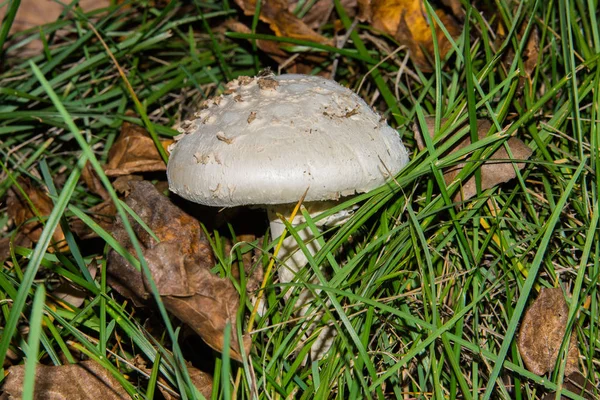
[517,287,579,376]
[104,119,173,177]
[81,162,109,200]
[51,262,98,309]
[157,364,213,400]
[0,234,31,264]
[227,234,264,294]
[540,371,598,400]
[7,178,67,252]
[413,117,532,202]
[233,0,331,45]
[107,181,251,361]
[502,24,539,97]
[1,360,129,399]
[286,0,357,30]
[69,200,116,240]
[224,20,327,75]
[359,0,461,71]
[0,0,110,55]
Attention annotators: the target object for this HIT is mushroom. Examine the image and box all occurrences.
[167,73,409,359]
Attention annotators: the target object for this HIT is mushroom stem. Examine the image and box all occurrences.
[267,208,321,290]
[266,203,341,360]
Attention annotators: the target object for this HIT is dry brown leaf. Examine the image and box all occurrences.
[51,262,98,309]
[287,0,357,30]
[69,200,116,240]
[224,20,322,74]
[540,371,598,400]
[517,287,579,376]
[107,181,251,361]
[359,0,461,71]
[1,361,129,399]
[234,0,332,45]
[7,178,67,252]
[502,24,539,97]
[0,234,31,264]
[413,117,532,202]
[104,120,173,177]
[227,234,264,294]
[158,365,213,400]
[0,0,110,54]
[81,162,109,200]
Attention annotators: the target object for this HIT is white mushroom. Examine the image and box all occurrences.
[167,73,409,360]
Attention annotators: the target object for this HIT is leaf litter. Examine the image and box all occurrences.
[413,117,532,203]
[106,181,251,361]
[518,287,597,399]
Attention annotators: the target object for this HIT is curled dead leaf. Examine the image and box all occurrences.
[359,0,461,71]
[104,119,172,177]
[106,181,250,361]
[413,117,532,203]
[517,287,579,376]
[1,361,129,399]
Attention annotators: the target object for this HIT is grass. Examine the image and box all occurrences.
[0,1,598,399]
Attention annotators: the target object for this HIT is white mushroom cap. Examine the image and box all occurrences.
[167,74,409,207]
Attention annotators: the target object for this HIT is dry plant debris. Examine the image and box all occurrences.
[0,0,110,54]
[233,0,331,45]
[518,288,597,399]
[104,120,173,177]
[106,181,251,361]
[51,262,98,309]
[358,0,461,71]
[501,24,540,96]
[1,361,129,399]
[158,364,213,400]
[5,178,67,252]
[413,117,532,202]
[517,287,579,376]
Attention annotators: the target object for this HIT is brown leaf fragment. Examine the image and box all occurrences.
[51,262,98,309]
[1,360,129,399]
[81,162,109,200]
[69,200,116,240]
[107,181,251,361]
[158,365,213,400]
[233,0,332,45]
[540,371,598,400]
[522,26,539,82]
[501,24,539,97]
[227,234,265,294]
[247,111,257,124]
[0,0,110,55]
[224,20,323,74]
[360,0,461,71]
[287,0,357,29]
[104,120,172,177]
[7,178,67,252]
[413,117,532,202]
[517,287,579,376]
